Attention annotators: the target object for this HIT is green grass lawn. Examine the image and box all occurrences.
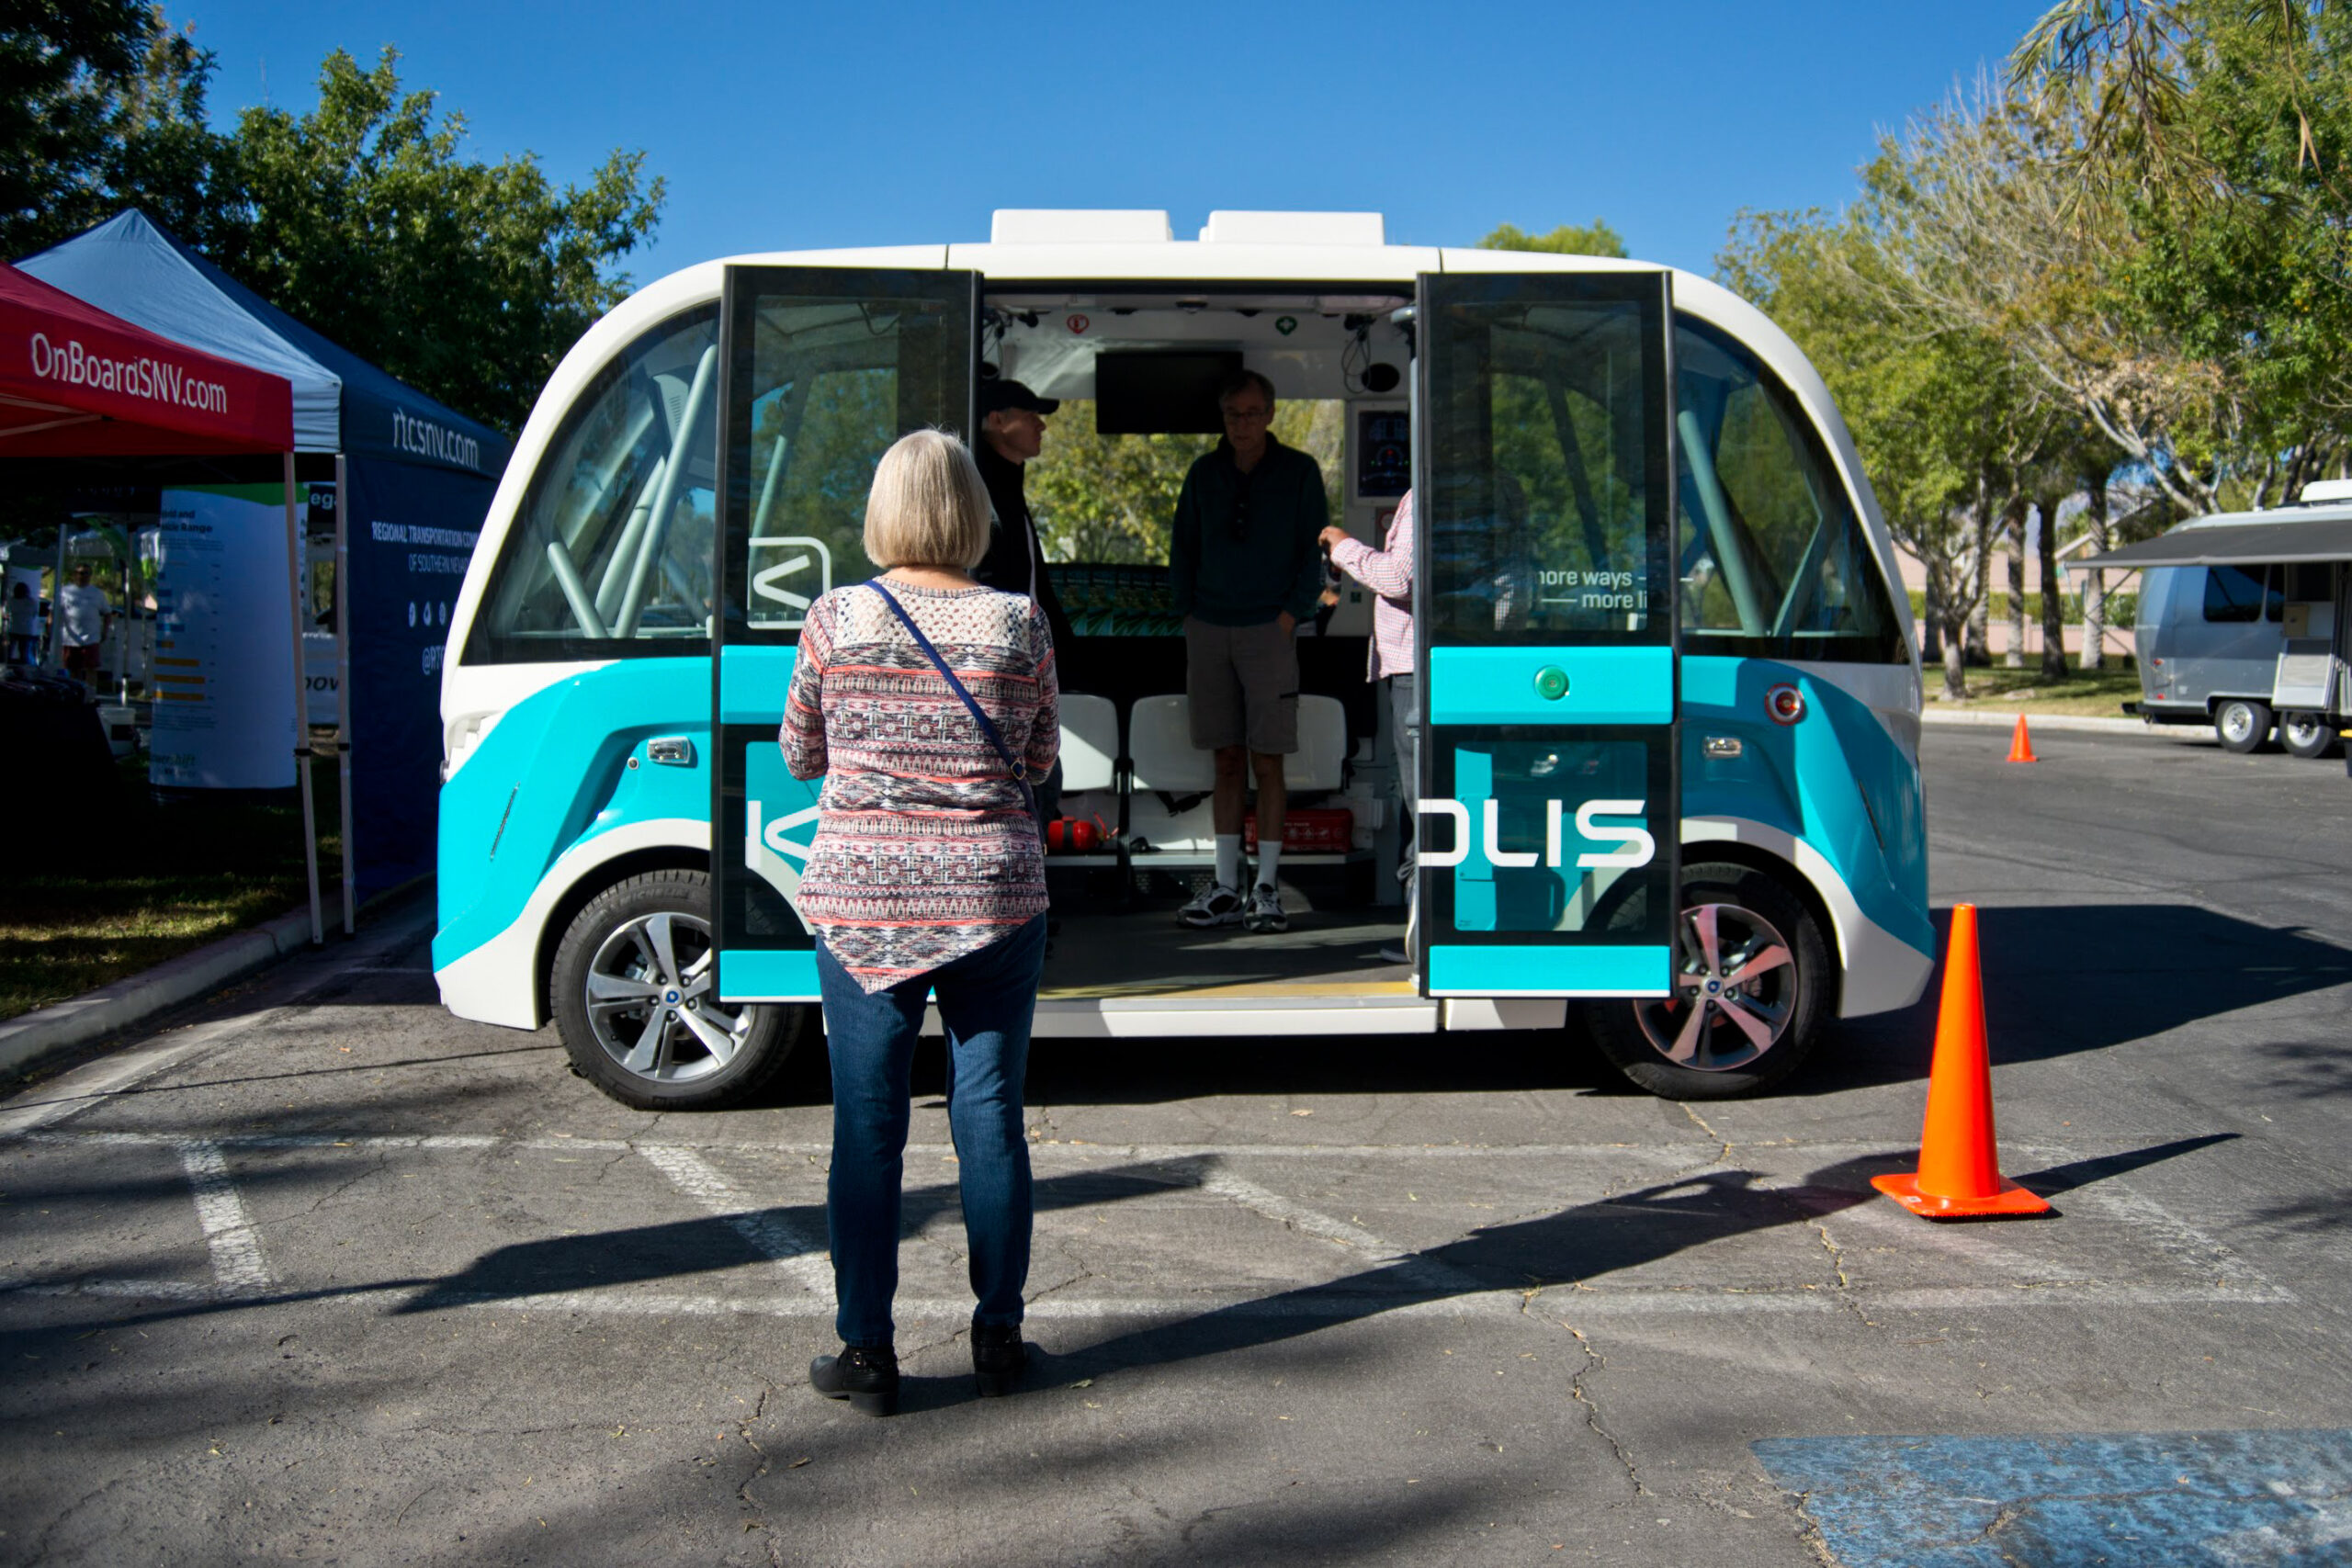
[1924,663,2147,717]
[0,754,342,1023]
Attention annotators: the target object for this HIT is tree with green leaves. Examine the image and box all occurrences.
[1479,220,1630,258]
[219,47,664,434]
[0,3,230,259]
[6,25,664,435]
[1027,400,1340,566]
[2010,1,2352,507]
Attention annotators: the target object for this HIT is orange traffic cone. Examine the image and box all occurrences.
[1871,904,2052,1220]
[2006,715,2039,763]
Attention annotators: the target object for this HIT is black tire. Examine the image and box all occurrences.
[2279,711,2341,760]
[549,868,807,1111]
[2215,697,2273,754]
[1588,861,1832,1100]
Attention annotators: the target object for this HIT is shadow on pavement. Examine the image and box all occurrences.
[1810,902,2352,1093]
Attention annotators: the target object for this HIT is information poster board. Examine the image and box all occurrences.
[147,482,295,790]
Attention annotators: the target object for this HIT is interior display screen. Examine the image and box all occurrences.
[1094,350,1243,435]
[1356,409,1410,497]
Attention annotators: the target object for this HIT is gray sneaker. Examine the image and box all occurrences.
[1178,882,1244,929]
[1245,883,1289,933]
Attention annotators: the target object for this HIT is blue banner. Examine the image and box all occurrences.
[344,457,498,898]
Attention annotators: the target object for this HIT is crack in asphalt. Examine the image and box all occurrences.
[1811,1220,1882,1329]
[1560,1322,1647,1496]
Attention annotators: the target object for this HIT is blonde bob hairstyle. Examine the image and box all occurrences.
[863,428,993,571]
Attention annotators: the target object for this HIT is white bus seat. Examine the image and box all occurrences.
[1285,694,1347,791]
[1057,693,1119,793]
[1128,695,1214,793]
[1128,693,1349,795]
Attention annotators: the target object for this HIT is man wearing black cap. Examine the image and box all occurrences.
[974,378,1076,656]
[973,378,1075,833]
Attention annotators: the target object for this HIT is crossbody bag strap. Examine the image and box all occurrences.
[866,580,1038,818]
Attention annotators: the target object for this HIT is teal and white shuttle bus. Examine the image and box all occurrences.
[432,210,1931,1109]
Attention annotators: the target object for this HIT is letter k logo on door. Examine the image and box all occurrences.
[747,536,831,629]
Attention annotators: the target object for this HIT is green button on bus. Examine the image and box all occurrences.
[1533,665,1570,701]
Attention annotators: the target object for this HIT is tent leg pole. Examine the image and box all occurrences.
[334,454,356,936]
[286,452,323,946]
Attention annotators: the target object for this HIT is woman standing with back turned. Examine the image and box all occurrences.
[781,428,1058,1416]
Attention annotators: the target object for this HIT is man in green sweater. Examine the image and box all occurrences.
[1169,369,1329,934]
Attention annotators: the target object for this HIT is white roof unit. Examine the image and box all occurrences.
[1199,210,1387,246]
[2300,479,2352,506]
[989,209,1173,244]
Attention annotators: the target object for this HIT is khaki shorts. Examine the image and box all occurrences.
[1185,615,1298,755]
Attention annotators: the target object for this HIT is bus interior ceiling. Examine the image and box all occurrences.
[991,290,1416,974]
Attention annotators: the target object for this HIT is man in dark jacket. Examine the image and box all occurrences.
[1168,369,1329,934]
[973,378,1077,654]
[973,378,1073,832]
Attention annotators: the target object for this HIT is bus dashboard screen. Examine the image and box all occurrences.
[1093,350,1243,435]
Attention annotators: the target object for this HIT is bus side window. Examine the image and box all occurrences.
[465,305,722,664]
[1673,319,1904,662]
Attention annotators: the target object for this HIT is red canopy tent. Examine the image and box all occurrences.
[1,262,292,455]
[1,262,325,941]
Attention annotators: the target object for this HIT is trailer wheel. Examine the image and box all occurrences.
[2279,711,2341,760]
[549,869,805,1111]
[1589,862,1830,1100]
[2215,697,2273,754]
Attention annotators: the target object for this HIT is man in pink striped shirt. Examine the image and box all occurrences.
[1320,489,1417,966]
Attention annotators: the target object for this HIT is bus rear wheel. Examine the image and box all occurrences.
[2280,711,2341,760]
[550,869,805,1111]
[1589,862,1829,1100]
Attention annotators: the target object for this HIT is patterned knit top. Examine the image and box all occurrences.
[780,580,1058,992]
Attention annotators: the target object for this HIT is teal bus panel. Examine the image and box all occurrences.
[1428,943,1671,997]
[1430,646,1674,727]
[716,947,820,1001]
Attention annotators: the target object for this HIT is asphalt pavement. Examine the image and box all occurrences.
[2,724,2348,1567]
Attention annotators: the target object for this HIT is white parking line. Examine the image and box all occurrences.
[0,1277,2294,1321]
[637,1145,834,1295]
[1197,1169,1487,1292]
[2,1127,2290,1325]
[175,1140,274,1291]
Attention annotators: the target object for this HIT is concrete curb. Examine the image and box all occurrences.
[0,902,345,1080]
[1920,707,2179,736]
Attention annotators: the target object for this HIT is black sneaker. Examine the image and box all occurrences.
[809,1343,899,1416]
[972,1323,1028,1397]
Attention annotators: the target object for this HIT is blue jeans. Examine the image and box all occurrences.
[815,914,1046,1346]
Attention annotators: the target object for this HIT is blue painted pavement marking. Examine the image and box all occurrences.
[1754,1429,2352,1566]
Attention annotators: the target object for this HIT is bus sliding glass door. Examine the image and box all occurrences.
[1413,270,1679,997]
[710,265,978,1003]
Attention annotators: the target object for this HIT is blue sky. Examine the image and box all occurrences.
[184,1,2054,286]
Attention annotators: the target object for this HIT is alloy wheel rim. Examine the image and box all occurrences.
[2222,705,2256,743]
[583,911,750,1083]
[2285,714,2323,748]
[1630,901,1797,1073]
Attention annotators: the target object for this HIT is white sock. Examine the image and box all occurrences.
[1256,839,1282,890]
[1215,834,1242,891]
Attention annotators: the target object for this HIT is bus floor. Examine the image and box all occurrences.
[1041,897,1410,1001]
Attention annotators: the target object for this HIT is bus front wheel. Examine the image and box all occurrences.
[1589,862,1830,1100]
[550,868,805,1111]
